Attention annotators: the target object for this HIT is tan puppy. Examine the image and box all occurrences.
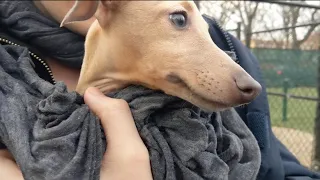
[61,1,262,111]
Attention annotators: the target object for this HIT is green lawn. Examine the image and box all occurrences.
[267,87,317,134]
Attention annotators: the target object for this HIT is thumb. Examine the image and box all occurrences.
[84,87,144,148]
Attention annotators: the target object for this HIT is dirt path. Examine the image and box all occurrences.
[272,126,314,167]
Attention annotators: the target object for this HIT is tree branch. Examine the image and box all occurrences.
[233,1,246,24]
[311,9,319,21]
[252,2,260,18]
[263,23,283,48]
[291,6,301,48]
[298,24,319,46]
[244,1,249,17]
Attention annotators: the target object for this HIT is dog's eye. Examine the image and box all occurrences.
[169,12,187,29]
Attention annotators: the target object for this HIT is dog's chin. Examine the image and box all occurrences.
[165,82,234,112]
[185,92,233,112]
[163,86,233,112]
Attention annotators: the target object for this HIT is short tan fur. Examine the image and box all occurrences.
[61,1,262,111]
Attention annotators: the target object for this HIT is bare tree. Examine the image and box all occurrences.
[232,1,260,48]
[198,1,235,28]
[260,3,290,49]
[265,2,319,49]
[289,8,319,49]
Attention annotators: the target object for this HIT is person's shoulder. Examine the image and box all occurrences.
[202,14,220,29]
[200,14,235,53]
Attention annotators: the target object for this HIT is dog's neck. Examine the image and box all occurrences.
[76,21,130,94]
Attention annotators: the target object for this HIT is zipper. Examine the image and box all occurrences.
[0,37,56,84]
[210,17,240,64]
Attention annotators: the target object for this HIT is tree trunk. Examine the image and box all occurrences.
[245,22,253,48]
[245,31,252,48]
[291,42,301,50]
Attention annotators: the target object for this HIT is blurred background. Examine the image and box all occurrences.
[195,0,320,172]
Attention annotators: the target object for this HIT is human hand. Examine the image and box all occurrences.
[84,87,153,180]
[0,149,24,180]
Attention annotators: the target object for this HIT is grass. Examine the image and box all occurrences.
[267,87,317,134]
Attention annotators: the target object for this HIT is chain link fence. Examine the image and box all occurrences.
[198,1,320,170]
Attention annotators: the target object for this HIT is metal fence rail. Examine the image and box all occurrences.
[249,1,319,170]
[250,3,319,170]
[251,0,320,9]
[268,92,320,102]
[210,0,320,170]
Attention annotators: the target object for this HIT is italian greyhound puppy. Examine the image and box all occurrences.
[61,1,262,111]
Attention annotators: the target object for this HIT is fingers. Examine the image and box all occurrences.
[83,87,145,150]
[84,87,152,180]
[0,150,24,180]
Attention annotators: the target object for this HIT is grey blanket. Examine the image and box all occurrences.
[0,1,261,180]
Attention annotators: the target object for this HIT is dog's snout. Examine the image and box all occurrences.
[234,73,262,103]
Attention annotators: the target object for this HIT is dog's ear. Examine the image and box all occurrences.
[60,1,99,27]
[60,0,120,28]
[94,1,121,28]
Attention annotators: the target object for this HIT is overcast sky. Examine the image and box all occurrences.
[199,1,320,40]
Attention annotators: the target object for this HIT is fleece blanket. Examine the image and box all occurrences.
[0,1,261,180]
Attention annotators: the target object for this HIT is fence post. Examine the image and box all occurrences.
[282,78,289,122]
[236,22,241,40]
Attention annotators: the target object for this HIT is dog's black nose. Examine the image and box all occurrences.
[234,73,262,103]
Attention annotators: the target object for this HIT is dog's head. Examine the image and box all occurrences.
[61,1,261,111]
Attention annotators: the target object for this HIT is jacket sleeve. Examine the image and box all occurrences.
[203,15,320,180]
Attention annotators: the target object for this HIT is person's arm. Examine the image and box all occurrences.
[0,149,24,180]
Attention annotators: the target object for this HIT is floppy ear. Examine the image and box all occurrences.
[60,1,121,28]
[60,1,99,27]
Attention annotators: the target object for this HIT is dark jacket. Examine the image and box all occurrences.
[202,15,320,180]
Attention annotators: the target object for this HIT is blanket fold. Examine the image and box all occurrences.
[0,1,261,180]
